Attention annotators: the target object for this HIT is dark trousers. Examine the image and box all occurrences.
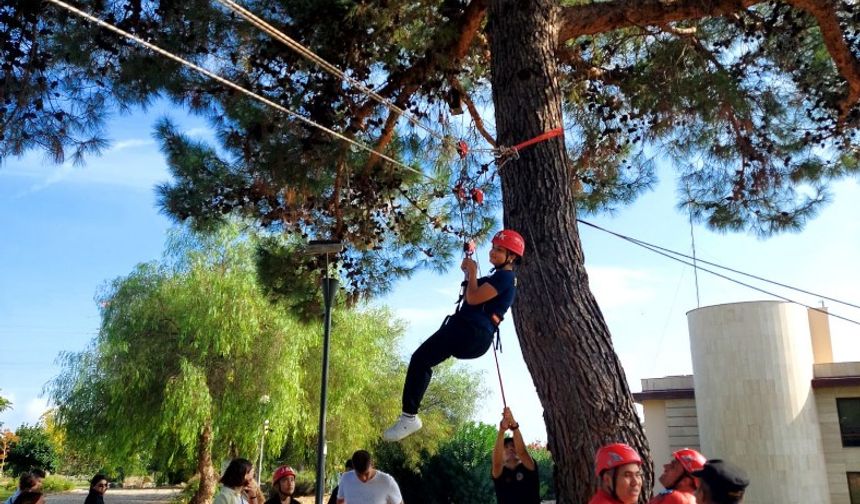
[402,314,494,414]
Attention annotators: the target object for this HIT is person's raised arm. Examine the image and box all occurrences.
[462,257,499,305]
[505,408,535,471]
[492,410,509,479]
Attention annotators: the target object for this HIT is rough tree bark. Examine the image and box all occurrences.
[190,421,217,504]
[488,1,653,503]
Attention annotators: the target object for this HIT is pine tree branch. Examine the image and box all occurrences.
[784,0,860,124]
[365,107,403,171]
[348,0,489,133]
[558,0,765,42]
[558,0,860,124]
[448,75,498,147]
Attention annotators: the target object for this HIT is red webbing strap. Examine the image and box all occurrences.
[511,127,564,152]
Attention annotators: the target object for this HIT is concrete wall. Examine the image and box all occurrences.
[642,399,671,485]
[816,386,860,504]
[687,301,830,503]
[809,307,834,364]
[814,362,860,504]
[665,399,700,453]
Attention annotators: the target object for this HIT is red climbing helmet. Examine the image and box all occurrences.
[673,448,706,474]
[595,443,642,478]
[491,229,525,257]
[272,465,296,485]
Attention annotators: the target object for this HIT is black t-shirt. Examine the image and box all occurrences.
[83,491,105,504]
[493,463,540,504]
[264,496,300,504]
[458,269,517,333]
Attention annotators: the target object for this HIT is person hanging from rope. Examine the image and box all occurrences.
[383,229,525,442]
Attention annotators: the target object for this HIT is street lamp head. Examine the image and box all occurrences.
[305,240,344,255]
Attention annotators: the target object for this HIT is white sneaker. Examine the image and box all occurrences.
[383,413,423,441]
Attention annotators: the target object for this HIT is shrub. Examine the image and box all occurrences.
[41,475,76,493]
[375,422,557,504]
[529,443,555,501]
[5,424,57,475]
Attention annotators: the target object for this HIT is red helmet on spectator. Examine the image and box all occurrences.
[492,230,525,257]
[272,466,296,485]
[673,448,706,474]
[595,443,642,478]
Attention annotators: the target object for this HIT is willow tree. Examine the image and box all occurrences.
[48,227,481,503]
[7,0,860,501]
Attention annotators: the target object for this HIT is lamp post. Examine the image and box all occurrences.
[306,239,343,504]
[257,418,270,484]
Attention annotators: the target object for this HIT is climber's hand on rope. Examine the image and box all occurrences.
[503,407,517,428]
[461,257,477,277]
[499,410,511,431]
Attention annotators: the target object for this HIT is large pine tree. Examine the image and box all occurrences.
[4,0,860,501]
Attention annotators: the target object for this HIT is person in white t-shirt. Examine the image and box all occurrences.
[336,450,402,504]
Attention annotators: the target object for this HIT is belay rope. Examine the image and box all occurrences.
[447,127,563,410]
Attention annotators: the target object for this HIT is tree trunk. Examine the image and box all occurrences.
[487,1,653,503]
[190,421,217,504]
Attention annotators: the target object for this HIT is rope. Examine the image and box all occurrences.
[493,127,565,169]
[577,219,860,311]
[216,0,506,251]
[577,219,860,327]
[492,343,508,409]
[511,127,564,152]
[212,0,451,146]
[48,0,506,256]
[46,0,442,185]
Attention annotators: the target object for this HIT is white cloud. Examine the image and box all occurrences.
[14,163,74,197]
[587,266,657,309]
[433,286,461,299]
[107,138,156,152]
[183,127,212,138]
[6,146,173,198]
[0,394,50,430]
[24,398,49,424]
[394,307,446,325]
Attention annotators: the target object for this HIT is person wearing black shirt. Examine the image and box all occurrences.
[492,407,540,504]
[84,474,108,504]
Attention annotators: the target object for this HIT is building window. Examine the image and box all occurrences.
[849,472,860,504]
[838,398,860,447]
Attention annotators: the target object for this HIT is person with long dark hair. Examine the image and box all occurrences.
[215,458,262,504]
[84,474,109,504]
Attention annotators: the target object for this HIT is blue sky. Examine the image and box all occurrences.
[2,102,859,445]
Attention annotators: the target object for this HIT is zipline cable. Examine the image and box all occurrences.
[46,0,442,185]
[213,0,452,145]
[577,219,860,311]
[577,219,860,327]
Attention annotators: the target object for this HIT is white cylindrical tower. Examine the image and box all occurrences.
[688,301,829,503]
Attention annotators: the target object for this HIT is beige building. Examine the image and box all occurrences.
[633,301,860,504]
